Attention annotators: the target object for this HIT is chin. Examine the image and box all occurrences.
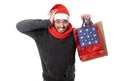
[58,31,65,34]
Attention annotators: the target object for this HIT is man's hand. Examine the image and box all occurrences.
[81,14,91,23]
[49,9,57,24]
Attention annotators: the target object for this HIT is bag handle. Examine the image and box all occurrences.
[82,19,92,28]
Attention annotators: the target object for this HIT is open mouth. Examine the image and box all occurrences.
[58,27,64,31]
[57,27,65,33]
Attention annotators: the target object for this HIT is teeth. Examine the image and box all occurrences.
[59,28,63,30]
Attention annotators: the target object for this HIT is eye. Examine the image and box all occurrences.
[63,20,68,24]
[63,20,69,24]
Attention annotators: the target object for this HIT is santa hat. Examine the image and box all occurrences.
[50,4,70,21]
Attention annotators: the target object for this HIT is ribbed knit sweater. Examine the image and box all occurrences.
[16,19,76,81]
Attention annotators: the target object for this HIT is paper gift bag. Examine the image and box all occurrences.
[74,21,108,61]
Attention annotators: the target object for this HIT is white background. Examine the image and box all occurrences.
[0,0,119,81]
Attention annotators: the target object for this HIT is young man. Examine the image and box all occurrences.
[16,4,90,81]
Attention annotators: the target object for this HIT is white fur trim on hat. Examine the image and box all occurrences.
[54,13,69,21]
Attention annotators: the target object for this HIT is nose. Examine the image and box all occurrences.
[60,23,63,27]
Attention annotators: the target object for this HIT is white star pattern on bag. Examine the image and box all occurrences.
[78,27,99,46]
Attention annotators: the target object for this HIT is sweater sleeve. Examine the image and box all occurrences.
[16,19,51,32]
[16,19,51,38]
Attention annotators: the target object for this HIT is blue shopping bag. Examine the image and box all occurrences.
[78,21,99,47]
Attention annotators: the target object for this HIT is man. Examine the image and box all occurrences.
[16,4,90,81]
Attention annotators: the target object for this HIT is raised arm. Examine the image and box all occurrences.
[16,19,51,33]
[16,9,57,38]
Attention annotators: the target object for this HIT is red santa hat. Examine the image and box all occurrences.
[50,4,70,21]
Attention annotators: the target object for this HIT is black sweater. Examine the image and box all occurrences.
[16,19,76,81]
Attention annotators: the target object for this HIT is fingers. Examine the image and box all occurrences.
[81,14,91,21]
[81,14,91,27]
[49,9,57,24]
[50,9,57,16]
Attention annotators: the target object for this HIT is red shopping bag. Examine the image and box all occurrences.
[74,21,108,61]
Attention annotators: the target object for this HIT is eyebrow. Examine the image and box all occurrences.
[55,19,68,22]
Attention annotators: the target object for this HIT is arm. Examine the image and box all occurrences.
[16,9,57,38]
[16,9,57,33]
[16,19,51,33]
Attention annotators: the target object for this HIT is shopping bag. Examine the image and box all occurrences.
[74,21,108,61]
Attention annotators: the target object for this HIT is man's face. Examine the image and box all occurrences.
[54,19,69,34]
